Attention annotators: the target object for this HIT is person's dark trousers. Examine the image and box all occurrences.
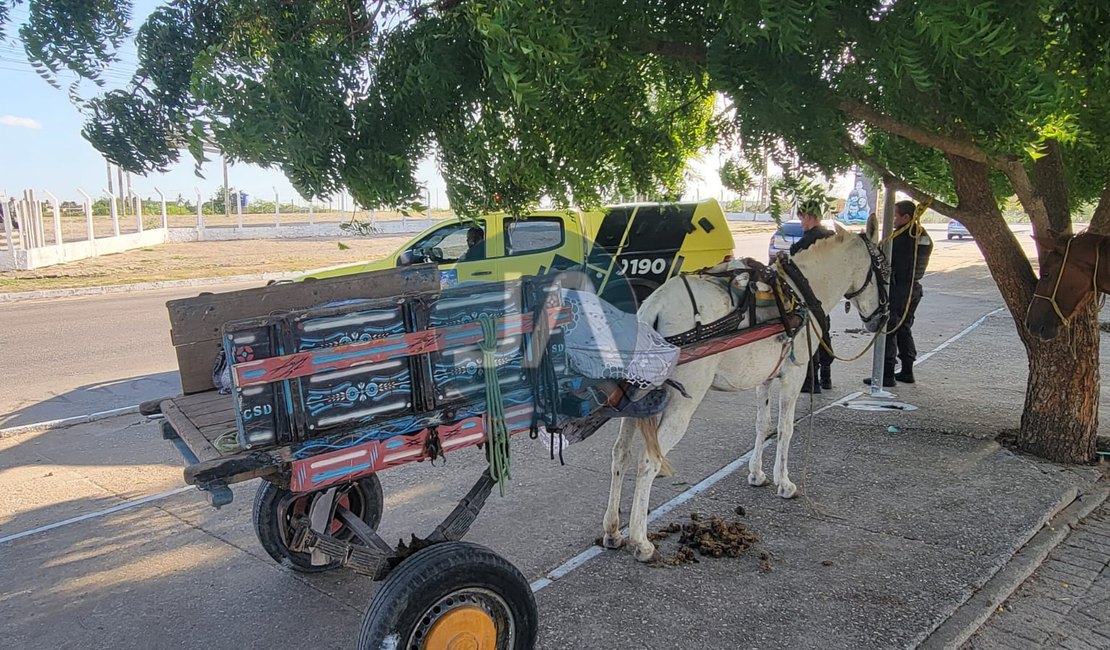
[886,283,923,382]
[802,315,834,393]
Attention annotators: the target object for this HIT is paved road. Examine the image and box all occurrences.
[0,281,258,427]
[0,227,1001,428]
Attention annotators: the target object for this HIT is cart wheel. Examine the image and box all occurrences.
[252,476,384,573]
[358,541,538,650]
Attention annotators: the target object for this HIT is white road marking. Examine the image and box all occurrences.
[0,486,195,546]
[0,404,142,438]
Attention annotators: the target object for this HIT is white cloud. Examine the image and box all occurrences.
[0,115,43,129]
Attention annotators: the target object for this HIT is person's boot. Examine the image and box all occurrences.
[800,367,822,394]
[820,365,832,391]
[863,364,896,387]
[895,360,915,384]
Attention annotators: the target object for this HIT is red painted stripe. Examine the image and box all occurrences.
[289,413,535,493]
[676,323,785,364]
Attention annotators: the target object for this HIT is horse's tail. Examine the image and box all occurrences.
[639,416,672,477]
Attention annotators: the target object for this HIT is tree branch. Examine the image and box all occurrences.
[1089,180,1110,235]
[837,99,996,165]
[842,140,963,219]
[837,98,1055,232]
[999,159,1053,235]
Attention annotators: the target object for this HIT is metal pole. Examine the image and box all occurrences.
[154,187,167,229]
[869,181,897,397]
[77,188,94,241]
[44,190,62,245]
[104,188,120,236]
[222,157,231,222]
[274,187,280,226]
[3,199,14,252]
[308,198,314,225]
[195,187,205,234]
[235,188,243,228]
[130,189,143,233]
[24,190,40,247]
[118,167,126,218]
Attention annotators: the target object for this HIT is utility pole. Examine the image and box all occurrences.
[222,157,231,222]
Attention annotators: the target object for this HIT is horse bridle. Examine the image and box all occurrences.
[844,233,890,325]
[1031,235,1100,325]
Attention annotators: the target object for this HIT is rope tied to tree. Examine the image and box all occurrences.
[478,315,512,496]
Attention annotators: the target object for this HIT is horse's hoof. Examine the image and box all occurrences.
[777,481,798,499]
[634,545,661,563]
[602,533,625,550]
[748,472,768,487]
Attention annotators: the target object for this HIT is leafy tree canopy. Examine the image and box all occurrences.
[5,0,1109,227]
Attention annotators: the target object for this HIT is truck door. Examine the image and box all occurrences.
[400,219,499,289]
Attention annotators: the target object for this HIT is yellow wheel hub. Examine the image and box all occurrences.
[423,606,497,650]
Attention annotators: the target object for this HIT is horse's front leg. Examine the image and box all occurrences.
[748,381,774,487]
[602,419,636,550]
[774,363,808,499]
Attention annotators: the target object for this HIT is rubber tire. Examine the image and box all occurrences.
[252,476,384,573]
[947,234,953,240]
[358,541,538,650]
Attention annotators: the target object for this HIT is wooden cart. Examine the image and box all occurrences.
[146,265,788,650]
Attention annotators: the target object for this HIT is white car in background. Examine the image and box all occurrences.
[947,219,971,240]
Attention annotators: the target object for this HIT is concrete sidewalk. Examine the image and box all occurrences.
[966,503,1110,650]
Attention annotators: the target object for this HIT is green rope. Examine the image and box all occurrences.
[478,315,512,495]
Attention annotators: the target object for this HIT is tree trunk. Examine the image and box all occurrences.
[1018,301,1100,463]
[948,155,1099,464]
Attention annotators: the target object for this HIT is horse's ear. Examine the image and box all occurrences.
[865,213,879,242]
[1033,228,1062,253]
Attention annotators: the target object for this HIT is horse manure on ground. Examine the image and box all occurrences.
[649,513,760,567]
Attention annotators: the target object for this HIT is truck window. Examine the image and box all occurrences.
[401,222,478,264]
[506,218,563,256]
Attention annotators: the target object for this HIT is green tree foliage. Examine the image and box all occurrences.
[7,0,1110,462]
[718,157,752,196]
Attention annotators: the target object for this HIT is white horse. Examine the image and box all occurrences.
[602,221,888,562]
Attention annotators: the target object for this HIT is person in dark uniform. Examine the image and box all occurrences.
[865,200,933,386]
[459,226,485,262]
[789,202,834,393]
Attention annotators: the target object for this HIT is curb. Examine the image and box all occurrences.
[0,272,299,303]
[0,405,143,439]
[919,480,1110,650]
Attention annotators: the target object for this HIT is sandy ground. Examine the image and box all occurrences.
[0,221,777,293]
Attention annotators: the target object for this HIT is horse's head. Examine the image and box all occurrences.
[840,216,888,333]
[1026,230,1101,340]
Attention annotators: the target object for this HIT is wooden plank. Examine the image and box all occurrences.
[167,265,438,347]
[160,398,224,463]
[197,424,237,446]
[174,389,234,409]
[189,409,237,429]
[174,339,224,395]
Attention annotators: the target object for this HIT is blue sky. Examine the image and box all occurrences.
[0,1,742,207]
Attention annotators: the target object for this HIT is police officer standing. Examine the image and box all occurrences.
[790,201,834,393]
[865,200,932,386]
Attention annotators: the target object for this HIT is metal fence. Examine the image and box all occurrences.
[1,188,442,272]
